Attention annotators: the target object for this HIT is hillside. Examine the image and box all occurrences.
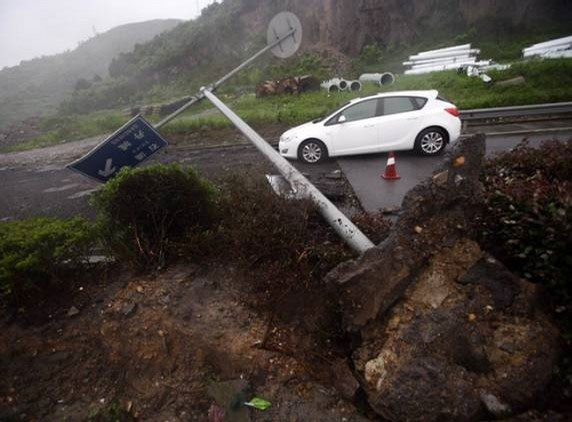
[60,0,572,115]
[0,19,182,128]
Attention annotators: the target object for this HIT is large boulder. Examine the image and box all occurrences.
[355,240,559,421]
[328,135,560,420]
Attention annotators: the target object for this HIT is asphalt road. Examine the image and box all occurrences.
[0,123,570,221]
[339,127,572,213]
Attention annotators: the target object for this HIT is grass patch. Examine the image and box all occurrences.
[6,59,572,152]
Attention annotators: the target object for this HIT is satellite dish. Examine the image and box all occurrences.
[267,12,302,59]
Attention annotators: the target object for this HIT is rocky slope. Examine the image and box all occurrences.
[236,0,571,56]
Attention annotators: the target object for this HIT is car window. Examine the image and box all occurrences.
[380,97,418,116]
[412,97,428,109]
[327,99,379,125]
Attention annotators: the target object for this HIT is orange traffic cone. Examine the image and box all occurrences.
[381,151,401,180]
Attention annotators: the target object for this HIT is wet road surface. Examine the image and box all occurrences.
[1,122,570,220]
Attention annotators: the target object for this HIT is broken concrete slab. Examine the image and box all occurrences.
[327,134,486,331]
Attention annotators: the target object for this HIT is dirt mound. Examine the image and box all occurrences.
[0,117,42,150]
[0,264,368,421]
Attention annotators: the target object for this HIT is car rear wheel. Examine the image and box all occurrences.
[298,139,328,164]
[414,128,447,156]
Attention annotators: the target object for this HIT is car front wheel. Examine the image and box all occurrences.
[414,128,447,156]
[298,139,328,164]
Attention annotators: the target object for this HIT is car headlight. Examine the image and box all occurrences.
[280,134,296,143]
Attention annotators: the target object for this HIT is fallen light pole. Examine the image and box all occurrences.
[68,11,375,253]
[201,87,375,253]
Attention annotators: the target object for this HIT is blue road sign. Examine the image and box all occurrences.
[67,115,168,183]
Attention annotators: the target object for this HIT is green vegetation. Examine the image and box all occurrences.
[478,140,571,311]
[0,218,94,304]
[263,53,330,82]
[7,58,572,153]
[91,164,217,269]
[381,59,572,108]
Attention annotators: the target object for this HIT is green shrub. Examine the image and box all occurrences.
[91,164,217,269]
[0,218,94,304]
[477,140,571,289]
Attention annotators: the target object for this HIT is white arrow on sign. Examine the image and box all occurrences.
[98,159,116,178]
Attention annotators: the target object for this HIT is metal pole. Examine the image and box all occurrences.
[154,27,296,130]
[201,87,375,254]
[212,28,295,90]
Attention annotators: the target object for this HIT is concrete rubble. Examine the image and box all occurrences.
[326,134,561,421]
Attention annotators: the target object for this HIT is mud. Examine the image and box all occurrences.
[0,264,369,421]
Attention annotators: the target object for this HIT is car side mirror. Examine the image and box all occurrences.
[338,115,347,123]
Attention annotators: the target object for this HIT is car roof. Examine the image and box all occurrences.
[349,89,439,104]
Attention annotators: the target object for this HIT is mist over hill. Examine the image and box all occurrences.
[0,19,181,128]
[2,0,571,128]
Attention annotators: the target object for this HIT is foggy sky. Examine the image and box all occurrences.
[0,0,219,70]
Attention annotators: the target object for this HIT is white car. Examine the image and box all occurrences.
[279,90,461,164]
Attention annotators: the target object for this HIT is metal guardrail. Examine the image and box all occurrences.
[460,102,572,120]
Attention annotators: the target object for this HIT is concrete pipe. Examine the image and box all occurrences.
[380,72,395,85]
[321,79,341,93]
[359,73,383,85]
[349,80,362,91]
[338,79,349,91]
[359,72,395,86]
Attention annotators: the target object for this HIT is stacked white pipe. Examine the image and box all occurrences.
[403,44,491,75]
[522,35,572,59]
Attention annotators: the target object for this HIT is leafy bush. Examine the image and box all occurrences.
[477,140,571,288]
[0,218,94,304]
[91,164,217,269]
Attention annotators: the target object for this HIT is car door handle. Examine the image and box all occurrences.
[364,124,375,128]
[407,117,419,121]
